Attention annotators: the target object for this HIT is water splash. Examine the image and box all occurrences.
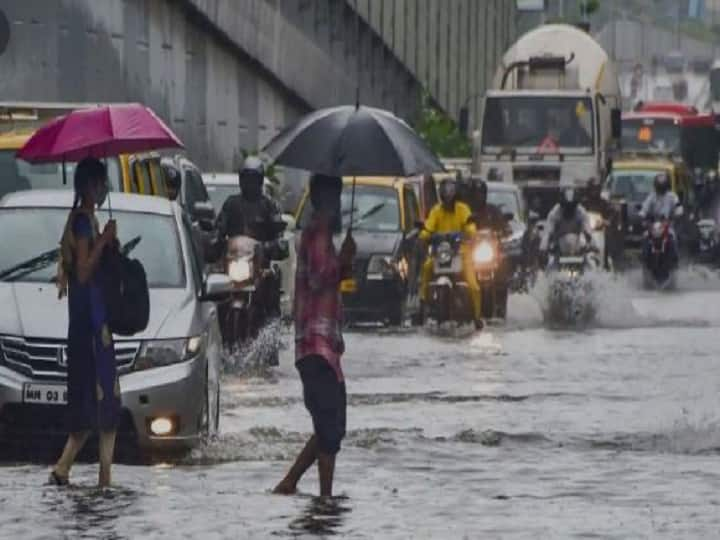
[222,318,288,376]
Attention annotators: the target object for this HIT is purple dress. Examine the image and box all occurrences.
[66,213,120,432]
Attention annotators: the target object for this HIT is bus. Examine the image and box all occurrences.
[621,102,719,171]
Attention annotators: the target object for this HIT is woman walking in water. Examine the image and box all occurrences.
[49,157,119,487]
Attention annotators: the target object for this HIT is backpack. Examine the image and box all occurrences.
[101,245,150,336]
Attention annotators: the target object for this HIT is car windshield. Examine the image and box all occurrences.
[205,184,238,214]
[298,184,400,232]
[0,208,185,287]
[487,189,520,219]
[622,119,681,154]
[0,150,121,200]
[481,96,594,155]
[608,169,659,203]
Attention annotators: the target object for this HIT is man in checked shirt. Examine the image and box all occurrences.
[274,174,355,497]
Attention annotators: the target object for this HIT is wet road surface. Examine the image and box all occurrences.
[3,269,720,538]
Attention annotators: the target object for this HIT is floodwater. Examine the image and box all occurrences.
[3,268,720,539]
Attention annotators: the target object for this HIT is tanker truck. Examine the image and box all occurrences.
[473,24,622,218]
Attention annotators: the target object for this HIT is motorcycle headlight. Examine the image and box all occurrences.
[473,240,495,265]
[135,336,204,371]
[437,241,453,264]
[228,259,253,283]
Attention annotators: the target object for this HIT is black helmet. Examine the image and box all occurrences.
[239,156,265,201]
[654,173,670,195]
[560,188,578,219]
[439,178,457,208]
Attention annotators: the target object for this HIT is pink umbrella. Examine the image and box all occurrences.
[16,103,183,163]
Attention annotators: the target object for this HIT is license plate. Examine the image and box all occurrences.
[23,383,68,405]
[340,279,357,293]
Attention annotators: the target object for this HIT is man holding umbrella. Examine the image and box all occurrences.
[264,103,443,496]
[274,174,355,497]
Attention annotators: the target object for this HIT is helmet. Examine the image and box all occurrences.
[239,156,265,201]
[439,178,457,208]
[654,172,670,195]
[240,156,265,178]
[560,188,578,219]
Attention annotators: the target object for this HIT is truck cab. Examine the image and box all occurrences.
[474,24,622,218]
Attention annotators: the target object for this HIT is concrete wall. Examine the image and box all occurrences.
[355,0,517,131]
[0,0,517,169]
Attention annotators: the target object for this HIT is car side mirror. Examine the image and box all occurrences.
[200,273,233,301]
[611,108,622,140]
[193,201,215,223]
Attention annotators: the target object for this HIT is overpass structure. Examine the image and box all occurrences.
[0,0,516,170]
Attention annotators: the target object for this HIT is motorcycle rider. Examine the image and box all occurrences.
[419,178,482,328]
[215,156,283,244]
[638,172,680,265]
[540,188,597,264]
[214,156,285,338]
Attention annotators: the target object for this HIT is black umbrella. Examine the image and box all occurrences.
[262,105,444,178]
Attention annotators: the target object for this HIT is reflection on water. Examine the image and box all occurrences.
[286,495,352,537]
[42,484,139,540]
[5,284,720,537]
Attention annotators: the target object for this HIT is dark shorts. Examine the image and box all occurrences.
[296,355,346,455]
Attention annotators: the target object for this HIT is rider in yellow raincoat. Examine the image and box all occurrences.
[420,178,482,327]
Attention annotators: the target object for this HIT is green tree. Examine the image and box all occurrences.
[414,94,471,158]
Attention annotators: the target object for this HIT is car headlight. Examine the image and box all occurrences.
[135,336,204,371]
[228,259,253,283]
[473,240,495,265]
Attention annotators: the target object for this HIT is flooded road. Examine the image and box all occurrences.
[3,270,720,539]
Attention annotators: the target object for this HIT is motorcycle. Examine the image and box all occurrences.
[642,216,679,290]
[696,218,719,264]
[426,233,474,327]
[472,229,507,319]
[545,233,599,326]
[221,227,288,365]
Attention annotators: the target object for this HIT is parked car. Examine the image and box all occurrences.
[203,172,296,318]
[0,190,228,457]
[296,176,423,326]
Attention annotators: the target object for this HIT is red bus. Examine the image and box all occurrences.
[621,102,719,170]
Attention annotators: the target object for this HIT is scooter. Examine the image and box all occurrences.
[545,232,599,326]
[221,231,288,365]
[426,233,474,327]
[642,215,679,290]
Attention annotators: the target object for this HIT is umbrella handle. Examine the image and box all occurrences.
[348,176,356,235]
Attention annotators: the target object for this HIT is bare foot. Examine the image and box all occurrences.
[272,479,297,495]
